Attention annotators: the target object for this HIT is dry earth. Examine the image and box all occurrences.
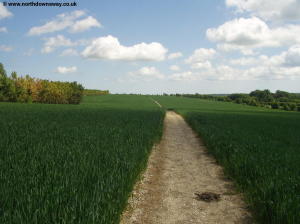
[121,111,253,224]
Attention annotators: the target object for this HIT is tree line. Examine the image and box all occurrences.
[167,89,300,112]
[83,89,109,96]
[0,63,84,104]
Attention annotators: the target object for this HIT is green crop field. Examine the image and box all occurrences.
[0,95,164,224]
[1,94,300,224]
[153,96,300,224]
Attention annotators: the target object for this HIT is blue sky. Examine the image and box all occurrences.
[1,0,300,93]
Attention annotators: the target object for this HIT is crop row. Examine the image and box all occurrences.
[0,95,164,224]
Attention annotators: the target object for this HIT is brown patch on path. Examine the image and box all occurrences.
[121,111,253,224]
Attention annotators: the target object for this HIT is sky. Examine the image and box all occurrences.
[1,0,300,94]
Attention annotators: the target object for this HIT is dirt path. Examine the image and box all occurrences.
[121,111,252,224]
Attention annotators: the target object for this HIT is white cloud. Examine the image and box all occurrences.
[128,66,165,81]
[185,48,216,63]
[282,45,300,67]
[191,61,213,70]
[60,48,79,56]
[0,3,13,19]
[28,10,100,35]
[185,48,216,69]
[169,45,300,81]
[226,0,300,21]
[207,17,300,53]
[169,66,253,81]
[41,35,75,54]
[69,16,101,33]
[0,27,7,32]
[169,65,180,71]
[207,17,275,50]
[229,56,267,66]
[0,45,12,52]
[28,10,85,35]
[168,52,183,59]
[56,66,77,74]
[82,35,168,61]
[274,45,300,67]
[169,71,195,81]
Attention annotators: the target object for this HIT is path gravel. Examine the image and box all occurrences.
[121,111,253,224]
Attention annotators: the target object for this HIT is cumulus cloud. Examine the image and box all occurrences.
[274,45,300,67]
[0,27,7,32]
[226,0,300,21]
[223,47,300,80]
[128,66,165,81]
[28,10,85,35]
[169,46,300,81]
[206,17,300,53]
[229,56,267,66]
[69,16,101,33]
[169,65,180,71]
[28,10,101,35]
[0,3,13,19]
[56,66,77,74]
[185,48,216,69]
[169,71,195,81]
[82,35,168,61]
[168,66,253,81]
[0,45,12,52]
[60,48,79,56]
[282,45,300,67]
[207,17,275,50]
[168,52,183,59]
[41,35,75,53]
[185,48,216,64]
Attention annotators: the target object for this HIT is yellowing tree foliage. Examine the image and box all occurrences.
[0,63,84,104]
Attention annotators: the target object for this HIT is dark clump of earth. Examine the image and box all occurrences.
[194,192,221,202]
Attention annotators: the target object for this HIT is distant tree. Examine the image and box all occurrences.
[0,63,7,77]
[274,90,290,99]
[11,71,17,80]
[250,89,274,102]
[228,93,247,101]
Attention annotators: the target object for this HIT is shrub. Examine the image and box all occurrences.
[271,102,279,109]
[283,104,290,111]
[289,103,297,111]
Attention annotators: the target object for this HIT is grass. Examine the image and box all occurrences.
[154,96,300,224]
[0,95,164,224]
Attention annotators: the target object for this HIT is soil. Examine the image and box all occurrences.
[121,111,253,224]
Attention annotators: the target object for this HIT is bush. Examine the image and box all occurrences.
[271,102,279,109]
[289,103,297,111]
[283,104,291,111]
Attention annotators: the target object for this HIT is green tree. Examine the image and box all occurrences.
[274,90,290,99]
[250,89,274,102]
[0,63,7,77]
